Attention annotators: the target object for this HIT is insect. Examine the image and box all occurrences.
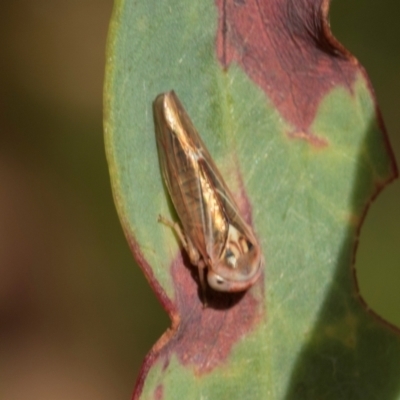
[153,91,262,295]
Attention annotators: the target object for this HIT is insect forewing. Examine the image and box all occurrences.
[153,92,223,259]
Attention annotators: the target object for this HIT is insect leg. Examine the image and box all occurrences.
[158,214,201,265]
[197,260,208,306]
[158,214,188,247]
[158,214,208,302]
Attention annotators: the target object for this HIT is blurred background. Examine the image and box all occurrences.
[0,1,398,399]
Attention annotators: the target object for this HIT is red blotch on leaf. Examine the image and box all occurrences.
[215,0,358,144]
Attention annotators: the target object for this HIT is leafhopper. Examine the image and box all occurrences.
[153,91,262,294]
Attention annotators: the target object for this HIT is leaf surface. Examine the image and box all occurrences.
[104,0,400,398]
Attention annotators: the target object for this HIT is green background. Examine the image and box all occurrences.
[0,1,398,399]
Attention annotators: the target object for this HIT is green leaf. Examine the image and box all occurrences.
[104,0,400,399]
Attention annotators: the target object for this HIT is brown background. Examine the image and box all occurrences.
[0,1,398,399]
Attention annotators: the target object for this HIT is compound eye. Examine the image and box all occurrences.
[207,272,229,291]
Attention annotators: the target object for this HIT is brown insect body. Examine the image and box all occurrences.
[153,91,261,292]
